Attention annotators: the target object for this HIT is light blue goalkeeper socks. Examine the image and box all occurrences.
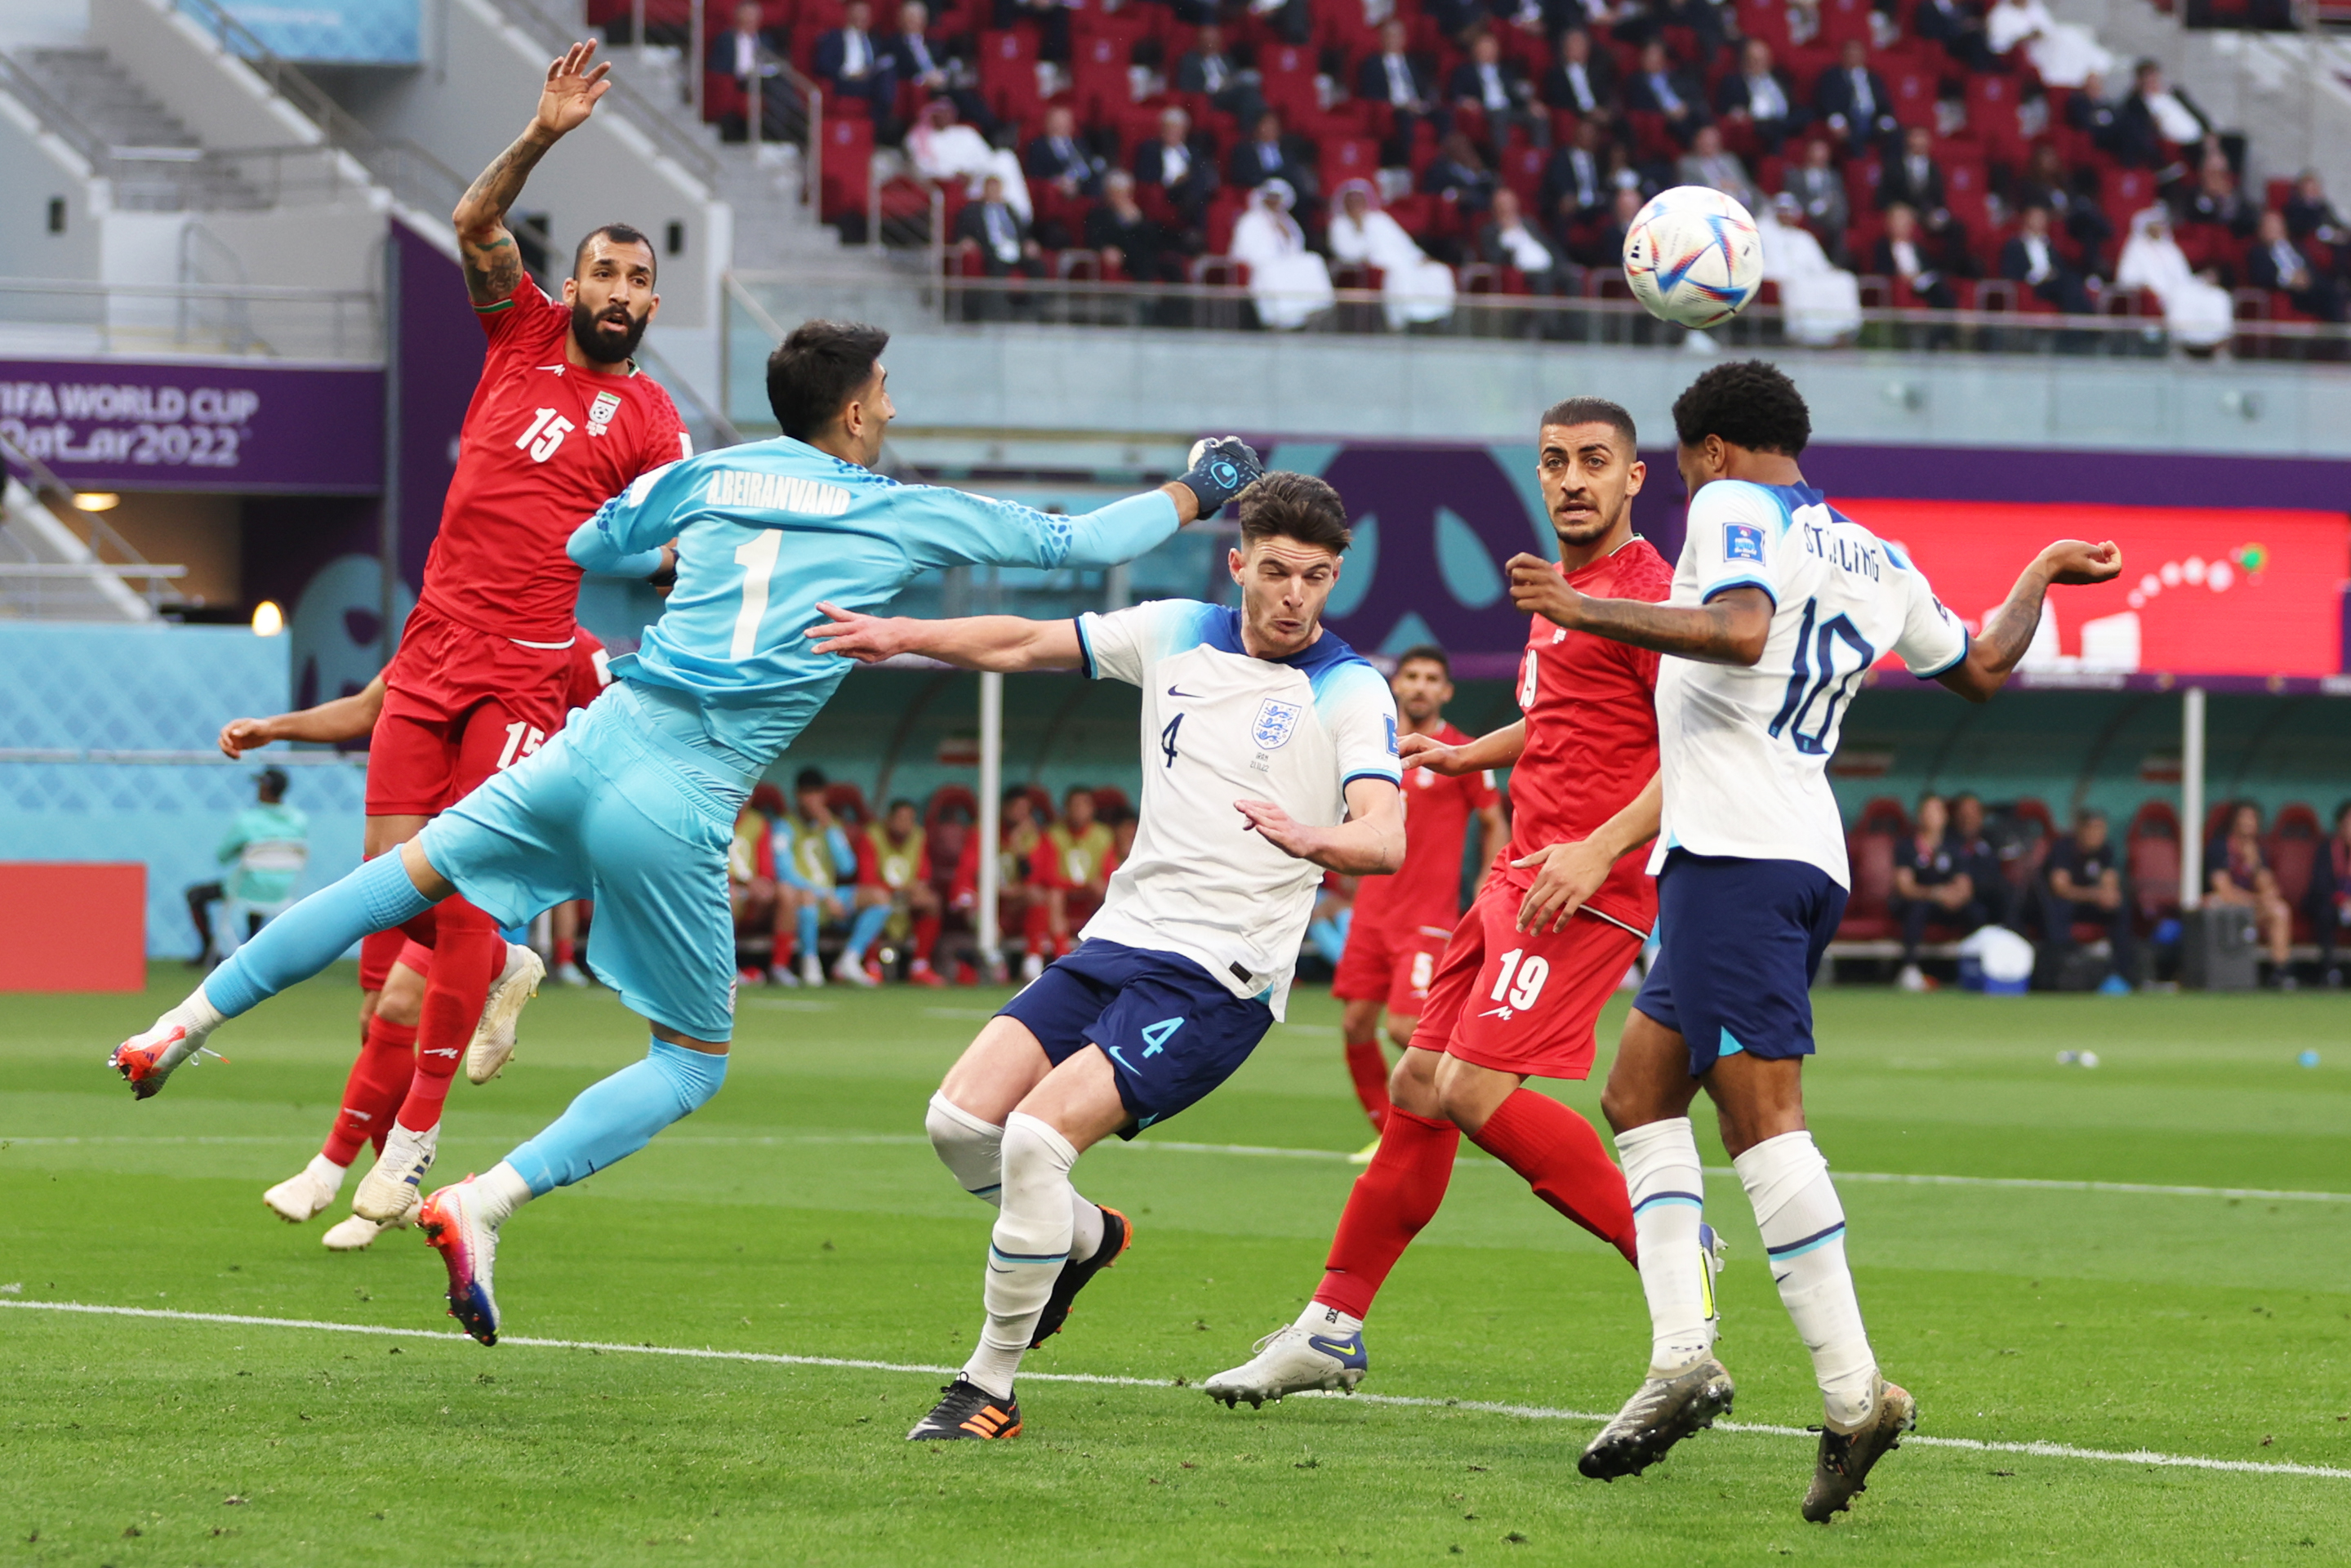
[205,853,434,1018]
[844,902,889,964]
[795,904,820,969]
[504,1038,730,1196]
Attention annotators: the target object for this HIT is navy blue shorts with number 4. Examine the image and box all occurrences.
[998,939,1275,1138]
[1633,849,1849,1076]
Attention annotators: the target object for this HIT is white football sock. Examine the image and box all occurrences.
[307,1152,350,1189]
[473,1161,536,1230]
[1618,1117,1715,1373]
[1296,1300,1364,1337]
[928,1091,1108,1257]
[169,987,226,1042]
[962,1112,1077,1400]
[1734,1130,1877,1430]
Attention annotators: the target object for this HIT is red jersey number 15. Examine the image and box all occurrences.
[517,407,575,464]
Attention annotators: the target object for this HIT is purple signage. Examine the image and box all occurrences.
[0,358,382,494]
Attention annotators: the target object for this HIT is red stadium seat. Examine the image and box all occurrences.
[2126,800,2182,924]
[1856,795,1911,839]
[1837,830,1899,940]
[2269,804,2322,940]
[819,115,874,220]
[1889,69,1935,130]
[1320,135,1381,197]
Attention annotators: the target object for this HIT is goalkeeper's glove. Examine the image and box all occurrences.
[1177,436,1264,520]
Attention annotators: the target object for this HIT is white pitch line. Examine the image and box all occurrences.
[10,1131,2349,1204]
[5,1299,2346,1482]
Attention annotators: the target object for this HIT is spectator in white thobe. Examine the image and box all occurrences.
[907,100,1033,220]
[1329,180,1457,330]
[2115,204,2232,350]
[1757,192,1860,345]
[1228,179,1335,330]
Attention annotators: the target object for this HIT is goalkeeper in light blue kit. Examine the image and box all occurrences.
[108,319,1263,1343]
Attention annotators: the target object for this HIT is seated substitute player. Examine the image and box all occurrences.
[1327,643,1504,1141]
[866,797,946,984]
[805,472,1405,1443]
[109,318,1264,1343]
[1205,398,1680,1409]
[1034,785,1115,960]
[777,765,890,987]
[221,629,609,1251]
[1505,361,2121,1521]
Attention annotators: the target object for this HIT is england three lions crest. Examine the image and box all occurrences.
[1251,697,1302,751]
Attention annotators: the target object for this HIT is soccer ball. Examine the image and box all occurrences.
[1622,186,1764,331]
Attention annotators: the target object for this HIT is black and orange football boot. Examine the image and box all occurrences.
[1028,1205,1133,1348]
[907,1378,1022,1441]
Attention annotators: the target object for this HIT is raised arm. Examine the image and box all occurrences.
[217,673,388,758]
[1937,539,2122,704]
[1506,555,1773,666]
[1235,777,1405,876]
[1401,717,1525,775]
[453,42,612,306]
[805,603,1083,672]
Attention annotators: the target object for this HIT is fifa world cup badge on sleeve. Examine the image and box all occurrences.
[1252,698,1302,751]
[1724,523,1765,564]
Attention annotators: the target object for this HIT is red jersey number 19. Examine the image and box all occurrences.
[1490,948,1549,1010]
[1519,647,1538,709]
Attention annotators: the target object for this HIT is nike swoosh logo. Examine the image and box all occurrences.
[1167,685,1204,697]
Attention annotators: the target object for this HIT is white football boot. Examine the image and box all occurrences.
[465,942,545,1085]
[321,1211,407,1251]
[1203,1322,1369,1407]
[262,1154,349,1223]
[550,960,589,988]
[108,1000,221,1100]
[418,1178,502,1344]
[831,953,879,987]
[352,1121,437,1223]
[799,951,825,987]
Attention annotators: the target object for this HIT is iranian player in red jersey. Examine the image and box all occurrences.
[1329,644,1503,1135]
[347,41,688,1233]
[227,628,617,1249]
[1206,398,1676,1406]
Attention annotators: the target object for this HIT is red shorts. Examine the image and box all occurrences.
[1331,912,1455,1018]
[1405,871,1646,1080]
[365,604,572,817]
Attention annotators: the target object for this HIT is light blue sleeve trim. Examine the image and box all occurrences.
[1911,623,1971,680]
[1701,573,1779,607]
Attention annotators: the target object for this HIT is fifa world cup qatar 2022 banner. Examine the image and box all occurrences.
[1267,442,2350,687]
[0,359,383,494]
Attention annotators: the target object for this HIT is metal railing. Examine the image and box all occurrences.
[479,0,722,189]
[0,432,189,619]
[730,261,2351,360]
[0,275,380,362]
[168,0,470,217]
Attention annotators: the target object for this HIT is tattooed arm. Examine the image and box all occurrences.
[1936,539,2122,703]
[453,40,612,307]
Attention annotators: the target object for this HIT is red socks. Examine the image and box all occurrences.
[395,898,503,1134]
[1342,1039,1392,1130]
[1469,1089,1638,1266]
[912,913,940,963]
[323,1014,416,1166]
[553,935,576,967]
[1316,1107,1460,1320]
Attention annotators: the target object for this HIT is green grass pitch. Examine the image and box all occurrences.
[4,970,2349,1566]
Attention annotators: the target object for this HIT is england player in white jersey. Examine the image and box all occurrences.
[805,473,1404,1442]
[1505,361,2121,1522]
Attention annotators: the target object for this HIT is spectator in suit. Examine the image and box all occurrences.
[1134,105,1217,226]
[1715,39,1805,156]
[1228,110,1317,200]
[952,173,1044,280]
[1783,136,1850,259]
[1815,38,1897,149]
[2310,801,2351,986]
[1357,19,1438,164]
[1576,183,1644,267]
[1913,0,1996,72]
[1086,169,1178,280]
[2183,149,2257,240]
[2013,142,2114,274]
[1449,29,1545,151]
[814,0,899,133]
[1025,104,1104,200]
[2001,203,2095,314]
[995,0,1073,61]
[2065,70,2124,158]
[1479,186,1571,292]
[1892,794,1987,990]
[1876,202,1957,306]
[2249,209,2346,321]
[1544,115,1610,226]
[2041,808,2135,992]
[2206,801,2295,982]
[1177,23,1265,128]
[890,1,991,131]
[1625,39,1704,147]
[1422,128,1499,217]
[707,1,796,144]
[1875,125,1945,214]
[1946,792,2010,929]
[2283,171,2349,270]
[1676,124,1757,211]
[1541,26,1617,120]
[2116,59,2209,173]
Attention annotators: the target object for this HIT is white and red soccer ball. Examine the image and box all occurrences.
[1622,186,1764,331]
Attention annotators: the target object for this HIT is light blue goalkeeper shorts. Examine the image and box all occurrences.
[416,683,750,1043]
